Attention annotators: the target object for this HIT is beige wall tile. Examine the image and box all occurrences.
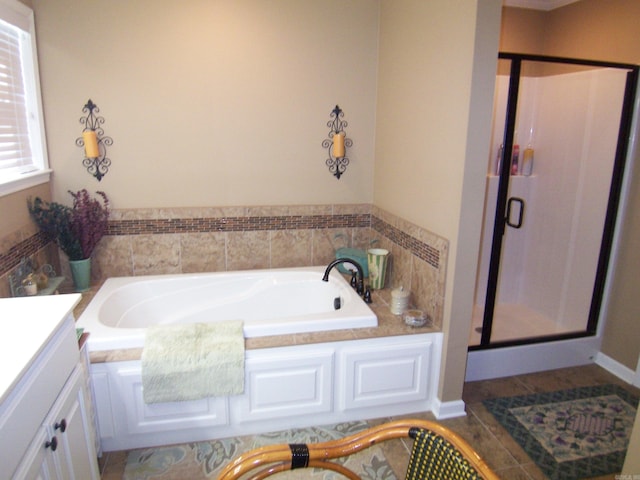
[288,204,332,216]
[226,231,270,271]
[312,228,349,266]
[92,236,134,279]
[271,230,313,268]
[387,244,412,292]
[0,273,10,297]
[333,203,371,215]
[353,227,373,251]
[246,205,289,217]
[411,257,441,328]
[180,232,226,273]
[131,234,181,275]
[110,208,158,221]
[0,230,21,256]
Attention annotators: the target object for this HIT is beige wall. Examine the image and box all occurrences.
[374,0,501,401]
[446,1,502,400]
[13,0,500,408]
[603,149,640,370]
[32,0,379,208]
[375,0,477,236]
[501,0,640,373]
[503,0,640,62]
[500,6,547,54]
[544,0,640,64]
[0,184,49,236]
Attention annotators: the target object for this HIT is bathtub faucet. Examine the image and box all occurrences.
[322,258,365,296]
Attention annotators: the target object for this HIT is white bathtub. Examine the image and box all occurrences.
[77,266,377,351]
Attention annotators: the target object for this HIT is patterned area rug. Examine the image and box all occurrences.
[123,420,397,480]
[483,384,638,480]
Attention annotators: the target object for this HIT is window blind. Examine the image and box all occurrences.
[0,19,31,172]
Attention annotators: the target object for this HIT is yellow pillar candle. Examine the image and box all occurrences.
[333,133,345,158]
[83,130,100,158]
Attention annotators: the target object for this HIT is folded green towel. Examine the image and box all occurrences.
[141,320,245,404]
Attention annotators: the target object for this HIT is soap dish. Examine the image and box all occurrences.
[404,309,430,327]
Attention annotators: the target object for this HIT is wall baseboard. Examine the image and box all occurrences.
[594,351,640,387]
[431,398,466,419]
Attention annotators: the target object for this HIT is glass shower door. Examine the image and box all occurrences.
[471,54,638,349]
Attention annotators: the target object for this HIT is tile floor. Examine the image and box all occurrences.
[99,364,639,479]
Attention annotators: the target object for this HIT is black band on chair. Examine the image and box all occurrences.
[289,443,309,469]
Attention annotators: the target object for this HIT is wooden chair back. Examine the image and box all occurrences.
[217,419,500,480]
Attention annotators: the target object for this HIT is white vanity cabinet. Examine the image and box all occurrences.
[14,367,98,480]
[0,295,100,480]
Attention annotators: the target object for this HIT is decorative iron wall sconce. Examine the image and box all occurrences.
[322,105,352,179]
[75,99,113,181]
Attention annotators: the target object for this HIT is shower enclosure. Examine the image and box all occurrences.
[468,54,638,376]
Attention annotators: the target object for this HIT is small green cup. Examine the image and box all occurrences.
[367,248,389,289]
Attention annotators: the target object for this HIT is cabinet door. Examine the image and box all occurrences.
[11,426,59,480]
[237,349,334,421]
[109,362,229,435]
[46,367,100,480]
[341,340,432,409]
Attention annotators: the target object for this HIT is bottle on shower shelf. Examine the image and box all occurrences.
[522,145,534,176]
[511,143,520,175]
[494,144,503,176]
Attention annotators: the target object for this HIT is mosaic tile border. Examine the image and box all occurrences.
[1,211,443,277]
[107,214,371,236]
[371,216,440,269]
[0,231,50,276]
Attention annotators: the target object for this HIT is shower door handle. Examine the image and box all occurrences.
[505,197,525,229]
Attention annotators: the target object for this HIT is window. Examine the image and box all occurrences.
[0,0,49,196]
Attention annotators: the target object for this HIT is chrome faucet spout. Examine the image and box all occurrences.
[322,258,364,295]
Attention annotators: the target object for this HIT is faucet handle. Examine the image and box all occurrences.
[350,270,358,289]
[363,286,372,304]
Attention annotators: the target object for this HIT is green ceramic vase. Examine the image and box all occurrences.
[69,258,91,292]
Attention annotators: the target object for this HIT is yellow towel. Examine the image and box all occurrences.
[141,320,245,404]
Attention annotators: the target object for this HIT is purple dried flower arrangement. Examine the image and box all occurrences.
[28,189,110,261]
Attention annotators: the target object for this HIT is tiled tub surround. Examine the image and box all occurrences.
[39,205,449,450]
[1,204,447,328]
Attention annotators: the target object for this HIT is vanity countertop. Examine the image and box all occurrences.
[0,294,81,404]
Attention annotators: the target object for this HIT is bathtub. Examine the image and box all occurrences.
[78,267,447,451]
[77,266,377,351]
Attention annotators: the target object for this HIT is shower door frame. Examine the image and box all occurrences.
[471,52,639,351]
